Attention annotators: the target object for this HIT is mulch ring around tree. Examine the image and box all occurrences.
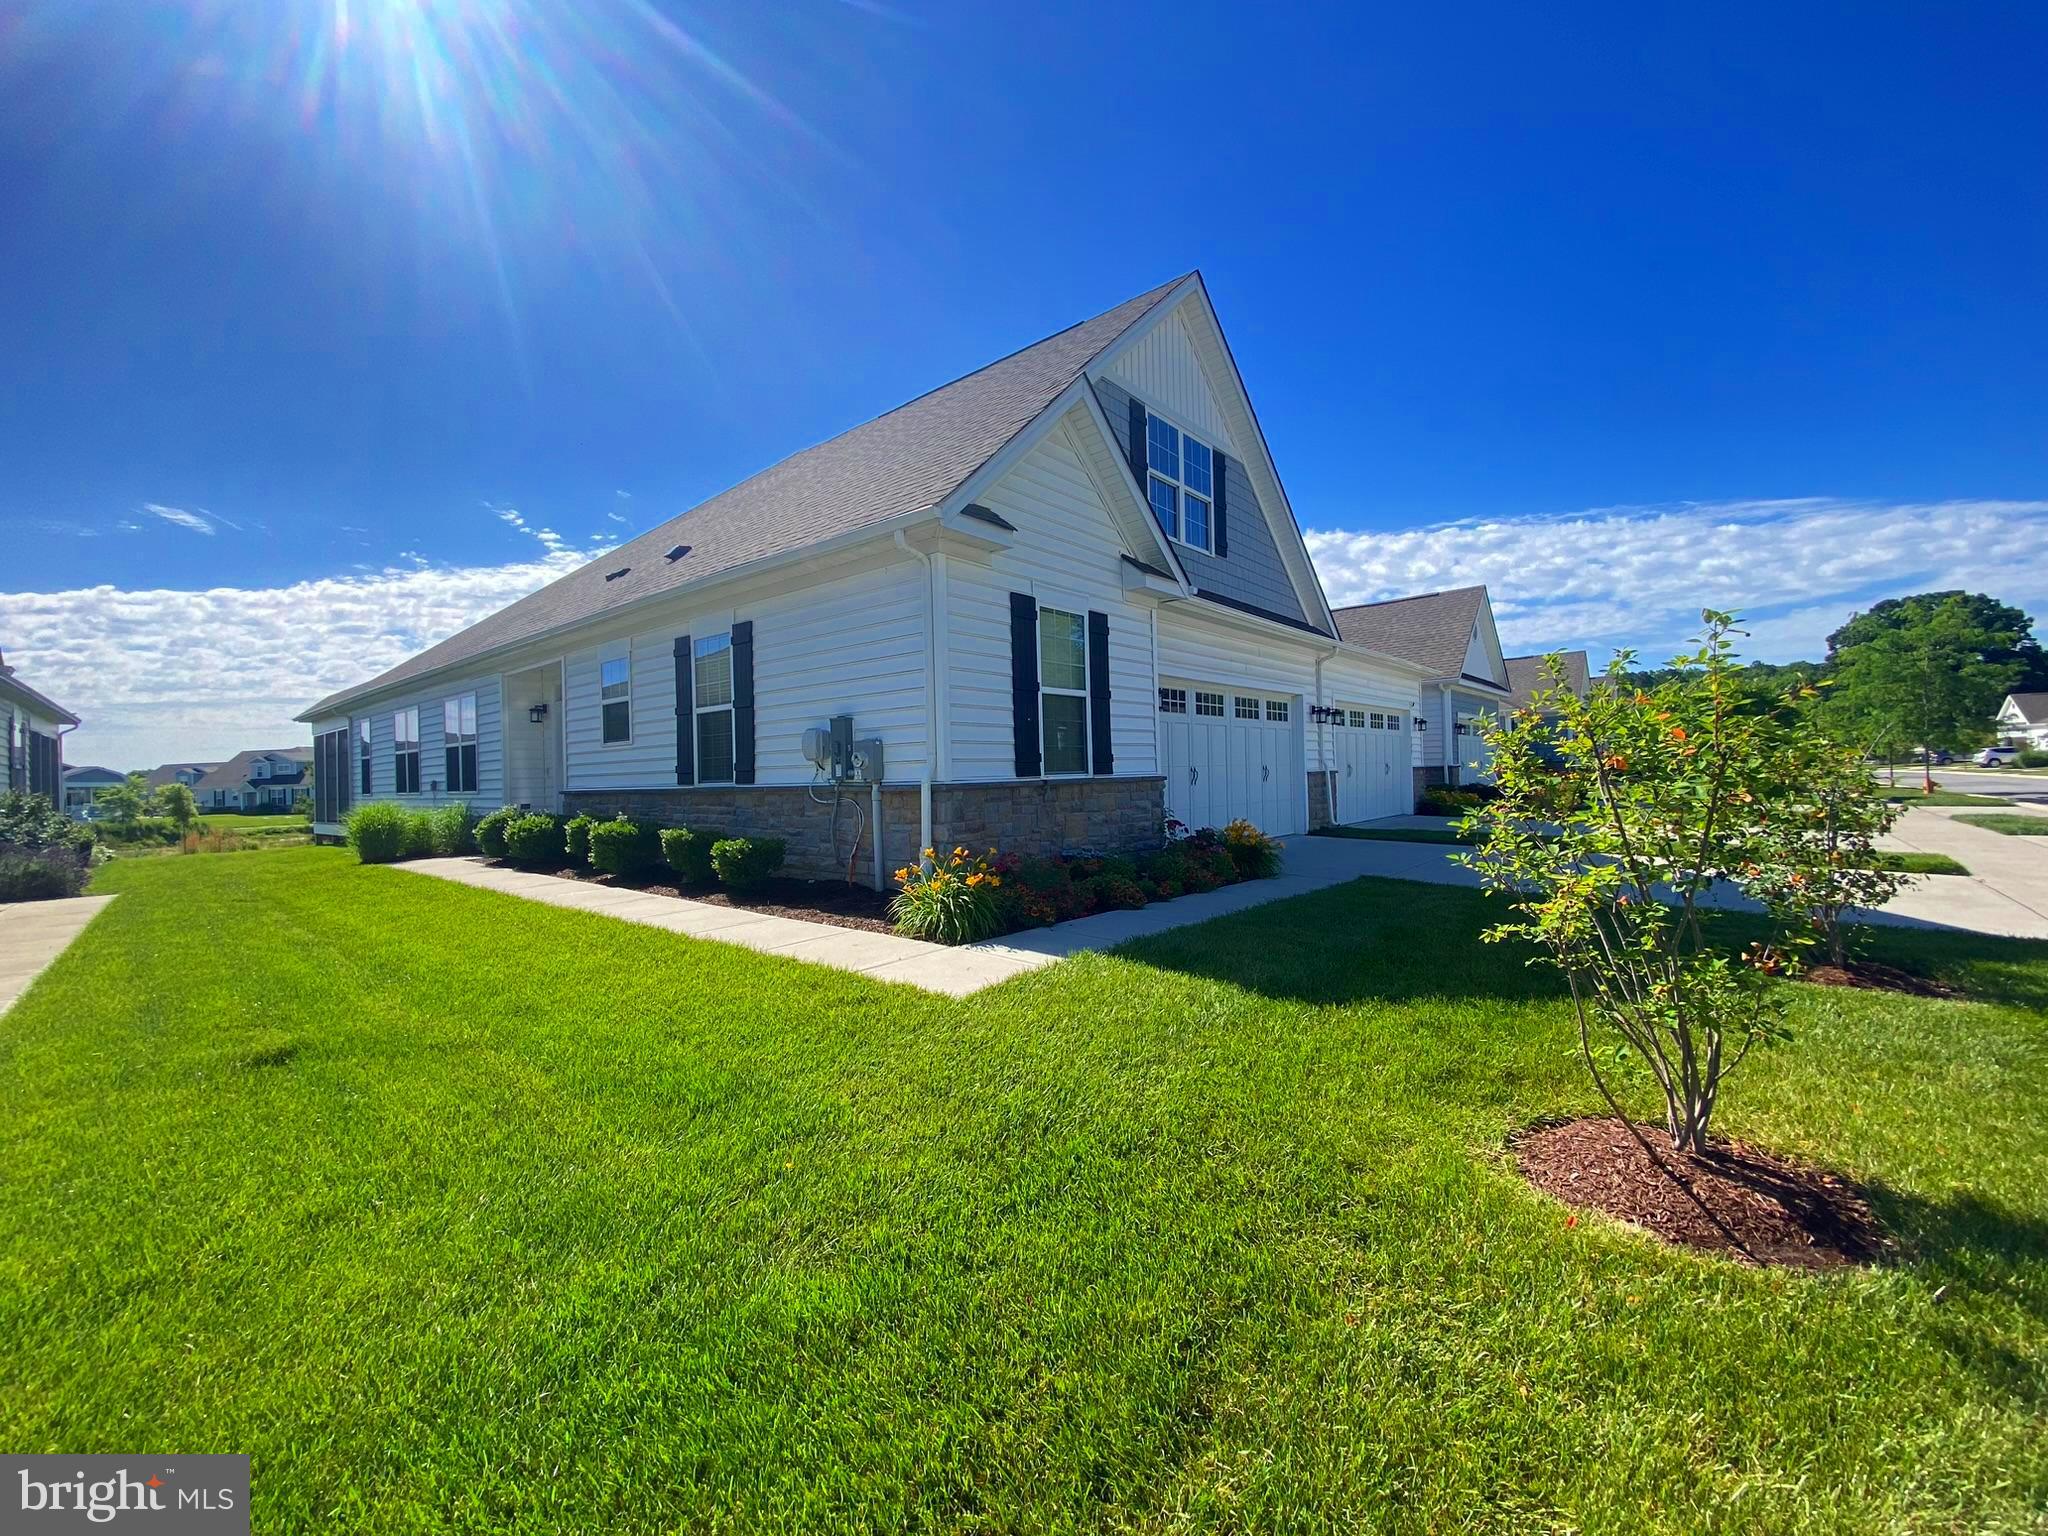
[1802,961,1965,999]
[1512,1117,1892,1270]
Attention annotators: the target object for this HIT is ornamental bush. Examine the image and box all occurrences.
[563,814,597,865]
[504,813,565,867]
[710,836,785,891]
[402,810,438,859]
[0,798,91,902]
[891,846,1004,943]
[426,802,474,856]
[588,815,660,878]
[474,806,518,858]
[659,826,722,885]
[1221,819,1282,880]
[2021,748,2048,768]
[345,802,410,864]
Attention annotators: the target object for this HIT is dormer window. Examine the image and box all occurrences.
[1145,414,1214,554]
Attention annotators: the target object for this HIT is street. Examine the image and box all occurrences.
[1876,764,2048,804]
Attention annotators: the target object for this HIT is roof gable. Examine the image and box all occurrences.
[303,276,1192,718]
[1506,651,1591,708]
[1331,586,1509,687]
[2003,691,2048,724]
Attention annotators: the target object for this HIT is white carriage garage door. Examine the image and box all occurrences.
[1332,706,1411,823]
[1157,683,1304,837]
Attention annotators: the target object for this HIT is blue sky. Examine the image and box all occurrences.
[3,0,2045,765]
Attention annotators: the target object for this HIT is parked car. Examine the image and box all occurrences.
[1916,747,1953,765]
[1974,745,2022,767]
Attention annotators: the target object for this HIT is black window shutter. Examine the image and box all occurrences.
[1087,610,1113,776]
[1010,592,1041,778]
[731,620,756,785]
[1213,449,1229,558]
[1126,396,1148,490]
[673,634,695,785]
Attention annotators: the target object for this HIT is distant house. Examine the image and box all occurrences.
[1995,692,2048,750]
[1331,585,1514,794]
[191,748,313,812]
[1505,651,1592,714]
[144,761,222,793]
[61,764,126,819]
[0,649,79,801]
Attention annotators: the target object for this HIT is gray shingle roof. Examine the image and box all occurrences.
[303,275,1192,719]
[1330,586,1500,683]
[143,761,223,790]
[193,748,312,795]
[2005,691,2048,725]
[0,663,80,726]
[1505,650,1591,708]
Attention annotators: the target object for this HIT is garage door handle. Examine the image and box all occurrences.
[1190,767,1199,786]
[1262,765,1270,782]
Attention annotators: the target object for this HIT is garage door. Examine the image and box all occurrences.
[1334,706,1410,822]
[1158,684,1304,837]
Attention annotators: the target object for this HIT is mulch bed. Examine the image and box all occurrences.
[525,863,900,935]
[1803,961,1963,999]
[1512,1116,1890,1270]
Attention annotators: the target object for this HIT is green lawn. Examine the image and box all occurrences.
[1882,788,2011,807]
[1952,813,2048,837]
[1311,824,1471,845]
[4,850,2045,1533]
[1872,851,1971,875]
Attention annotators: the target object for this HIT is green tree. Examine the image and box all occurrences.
[1828,594,2021,792]
[157,781,197,832]
[1827,590,2047,690]
[92,772,151,829]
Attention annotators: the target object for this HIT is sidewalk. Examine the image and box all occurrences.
[0,894,117,1013]
[1876,804,2048,939]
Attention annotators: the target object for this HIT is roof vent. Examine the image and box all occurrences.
[664,544,691,562]
[605,566,630,582]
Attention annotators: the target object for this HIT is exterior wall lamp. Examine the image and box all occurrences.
[528,703,549,724]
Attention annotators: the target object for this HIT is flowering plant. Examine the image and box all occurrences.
[890,845,1006,945]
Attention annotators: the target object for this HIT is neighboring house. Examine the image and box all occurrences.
[144,761,222,793]
[191,748,313,811]
[0,649,79,801]
[298,273,1437,875]
[1505,650,1593,714]
[61,764,126,819]
[1994,693,2048,751]
[1330,586,1514,794]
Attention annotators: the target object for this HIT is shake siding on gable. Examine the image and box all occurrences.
[356,675,503,806]
[561,562,930,790]
[945,426,1157,781]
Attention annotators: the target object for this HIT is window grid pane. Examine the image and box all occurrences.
[695,643,733,709]
[696,708,735,783]
[1348,709,1366,728]
[1183,493,1209,550]
[1041,693,1088,775]
[602,700,631,745]
[1146,416,1180,482]
[1038,608,1087,692]
[1265,700,1289,722]
[1159,687,1187,714]
[1195,692,1224,717]
[1234,695,1260,720]
[1147,476,1179,540]
[1181,437,1212,498]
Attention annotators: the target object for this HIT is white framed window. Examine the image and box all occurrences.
[443,693,478,793]
[1038,607,1089,775]
[1234,695,1261,720]
[1348,709,1367,729]
[1265,699,1289,723]
[599,657,631,745]
[1143,411,1216,553]
[1370,711,1385,730]
[1194,690,1224,718]
[393,706,421,793]
[693,634,735,783]
[1158,687,1187,714]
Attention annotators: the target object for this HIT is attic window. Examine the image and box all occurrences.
[664,544,691,562]
[605,566,630,582]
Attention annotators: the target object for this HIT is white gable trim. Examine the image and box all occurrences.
[1087,276,1338,636]
[1103,308,1235,451]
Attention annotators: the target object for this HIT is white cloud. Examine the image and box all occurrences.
[1306,497,2048,664]
[143,502,215,535]
[606,510,629,524]
[1,538,616,770]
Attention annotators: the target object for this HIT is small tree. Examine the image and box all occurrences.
[1741,720,1905,968]
[1827,594,2020,793]
[1459,614,1794,1155]
[157,781,198,833]
[92,773,150,829]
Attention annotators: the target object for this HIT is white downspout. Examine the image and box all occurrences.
[894,531,938,860]
[1313,638,1338,825]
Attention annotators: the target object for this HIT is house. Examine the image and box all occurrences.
[61,764,127,818]
[298,273,1437,875]
[1994,693,2048,751]
[1505,650,1592,713]
[191,748,313,812]
[144,761,222,793]
[0,649,78,802]
[1329,586,1513,795]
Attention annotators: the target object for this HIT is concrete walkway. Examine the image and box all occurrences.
[0,894,116,1013]
[398,840,1393,997]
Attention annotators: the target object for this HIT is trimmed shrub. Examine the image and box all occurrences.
[659,826,722,885]
[401,810,437,859]
[504,813,565,866]
[589,816,660,878]
[427,802,474,856]
[711,836,785,891]
[0,845,90,901]
[2021,749,2048,768]
[1222,819,1283,880]
[563,814,597,865]
[474,806,518,858]
[345,802,410,864]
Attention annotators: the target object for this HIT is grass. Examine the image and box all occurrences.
[3,850,2045,1533]
[1881,788,2011,806]
[1871,851,1972,875]
[1952,813,2048,836]
[1311,824,1471,845]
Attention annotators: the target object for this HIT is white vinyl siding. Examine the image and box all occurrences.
[353,675,504,808]
[945,425,1157,782]
[1102,307,1236,450]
